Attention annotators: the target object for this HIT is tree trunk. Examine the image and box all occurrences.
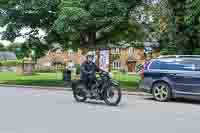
[88,32,96,47]
[80,32,96,48]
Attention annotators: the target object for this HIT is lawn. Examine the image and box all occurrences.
[0,72,65,87]
[0,72,141,91]
[111,72,141,90]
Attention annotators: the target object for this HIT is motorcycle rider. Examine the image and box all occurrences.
[80,52,102,95]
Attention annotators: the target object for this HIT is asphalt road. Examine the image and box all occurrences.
[0,86,200,133]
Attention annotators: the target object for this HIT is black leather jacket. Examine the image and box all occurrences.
[80,61,100,80]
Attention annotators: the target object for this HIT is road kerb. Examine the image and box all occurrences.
[0,84,150,96]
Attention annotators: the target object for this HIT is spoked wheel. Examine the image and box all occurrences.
[152,82,171,102]
[73,84,87,102]
[104,85,121,106]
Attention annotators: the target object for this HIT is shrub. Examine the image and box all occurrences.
[75,64,80,75]
[135,64,143,73]
[160,48,177,55]
[111,69,120,73]
[33,69,58,73]
[120,69,127,73]
[0,60,23,67]
[33,66,65,73]
[193,48,200,55]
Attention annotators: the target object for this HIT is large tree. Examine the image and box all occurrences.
[52,0,142,48]
[0,42,7,51]
[159,0,200,54]
[0,0,60,41]
[0,0,60,58]
[0,0,145,51]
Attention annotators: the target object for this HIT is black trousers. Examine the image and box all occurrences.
[82,77,95,90]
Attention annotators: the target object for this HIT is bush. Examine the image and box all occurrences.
[75,64,80,75]
[0,60,23,67]
[33,69,58,73]
[33,66,65,73]
[135,64,143,73]
[160,48,177,55]
[193,48,200,55]
[120,69,127,73]
[110,69,118,72]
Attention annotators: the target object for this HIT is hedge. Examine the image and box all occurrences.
[193,48,200,55]
[75,64,80,75]
[0,60,23,67]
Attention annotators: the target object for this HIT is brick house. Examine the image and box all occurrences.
[109,47,146,72]
[37,46,159,73]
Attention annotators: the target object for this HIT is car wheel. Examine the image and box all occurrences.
[152,82,171,102]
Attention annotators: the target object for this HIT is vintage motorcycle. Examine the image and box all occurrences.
[72,71,122,106]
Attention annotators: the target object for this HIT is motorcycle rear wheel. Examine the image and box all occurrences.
[73,83,87,102]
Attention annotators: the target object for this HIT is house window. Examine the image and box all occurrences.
[68,49,74,55]
[68,49,74,60]
[111,48,120,54]
[128,47,134,55]
[112,60,121,69]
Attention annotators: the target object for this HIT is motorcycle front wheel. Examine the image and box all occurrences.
[103,85,121,106]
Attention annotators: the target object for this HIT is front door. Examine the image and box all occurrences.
[127,63,135,72]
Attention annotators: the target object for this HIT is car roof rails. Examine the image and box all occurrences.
[158,55,177,58]
[158,55,200,59]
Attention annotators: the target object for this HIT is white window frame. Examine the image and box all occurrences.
[68,49,74,60]
[111,48,120,54]
[68,49,74,56]
[128,47,134,55]
[112,60,121,69]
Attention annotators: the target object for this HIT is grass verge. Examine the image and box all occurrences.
[0,72,141,91]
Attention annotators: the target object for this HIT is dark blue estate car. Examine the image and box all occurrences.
[139,55,200,102]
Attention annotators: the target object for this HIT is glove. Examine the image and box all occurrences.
[87,71,93,75]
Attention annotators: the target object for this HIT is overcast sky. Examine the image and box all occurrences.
[0,26,46,46]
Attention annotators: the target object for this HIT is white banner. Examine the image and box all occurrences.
[99,49,110,71]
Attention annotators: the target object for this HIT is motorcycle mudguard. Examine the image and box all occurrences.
[72,80,84,90]
[71,80,78,90]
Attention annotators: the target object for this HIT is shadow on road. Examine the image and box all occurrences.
[85,100,106,106]
[172,98,200,105]
[73,100,126,108]
[143,97,200,105]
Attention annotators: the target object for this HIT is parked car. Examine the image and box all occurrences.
[139,55,200,102]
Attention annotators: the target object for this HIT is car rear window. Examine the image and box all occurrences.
[176,59,196,71]
[187,60,200,71]
[149,59,195,71]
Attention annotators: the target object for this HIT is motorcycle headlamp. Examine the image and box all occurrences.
[109,72,113,78]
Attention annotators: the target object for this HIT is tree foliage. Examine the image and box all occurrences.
[159,0,200,54]
[0,0,60,42]
[53,0,142,48]
[0,42,7,51]
[0,0,143,49]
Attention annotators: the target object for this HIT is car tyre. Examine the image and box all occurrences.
[152,82,172,102]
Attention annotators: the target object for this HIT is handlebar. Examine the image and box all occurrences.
[97,71,110,77]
